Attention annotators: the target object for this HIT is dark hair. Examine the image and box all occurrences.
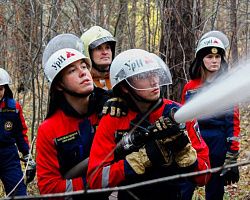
[3,85,13,99]
[45,72,64,118]
[46,87,64,119]
[112,80,127,98]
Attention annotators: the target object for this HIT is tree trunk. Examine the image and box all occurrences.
[229,0,238,66]
[159,0,201,102]
[114,0,128,53]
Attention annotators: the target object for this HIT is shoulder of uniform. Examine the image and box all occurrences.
[185,79,201,89]
[6,98,17,109]
[163,98,181,107]
[94,86,112,99]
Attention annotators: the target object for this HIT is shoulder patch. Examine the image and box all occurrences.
[193,121,202,142]
[6,98,16,109]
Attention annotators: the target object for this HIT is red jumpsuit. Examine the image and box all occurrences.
[36,87,110,197]
[87,98,210,200]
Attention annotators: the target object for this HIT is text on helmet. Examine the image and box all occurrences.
[202,38,220,46]
[124,59,143,72]
[124,57,154,72]
[51,51,76,71]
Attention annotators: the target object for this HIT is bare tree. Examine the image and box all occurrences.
[229,0,239,65]
[114,0,128,53]
[159,0,201,101]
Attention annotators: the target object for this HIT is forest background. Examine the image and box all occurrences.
[0,0,249,199]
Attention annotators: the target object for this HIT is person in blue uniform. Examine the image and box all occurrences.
[0,67,36,196]
[181,31,240,200]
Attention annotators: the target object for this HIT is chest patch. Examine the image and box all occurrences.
[4,120,13,131]
[54,131,79,145]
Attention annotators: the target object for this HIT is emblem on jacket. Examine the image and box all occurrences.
[4,121,13,131]
[193,121,201,142]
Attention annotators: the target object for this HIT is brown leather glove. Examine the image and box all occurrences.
[174,142,197,167]
[160,131,197,167]
[125,147,152,174]
[151,115,197,168]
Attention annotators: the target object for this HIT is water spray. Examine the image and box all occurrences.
[174,59,250,123]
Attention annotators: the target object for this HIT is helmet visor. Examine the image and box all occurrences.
[126,67,172,90]
[89,36,116,49]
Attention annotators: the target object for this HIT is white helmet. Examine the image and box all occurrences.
[110,49,172,90]
[195,36,225,57]
[199,30,229,48]
[0,68,12,86]
[42,34,91,84]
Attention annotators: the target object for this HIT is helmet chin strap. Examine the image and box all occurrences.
[127,85,160,106]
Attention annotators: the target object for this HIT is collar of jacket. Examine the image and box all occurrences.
[60,87,110,119]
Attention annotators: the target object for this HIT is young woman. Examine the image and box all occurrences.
[36,34,111,199]
[181,34,240,200]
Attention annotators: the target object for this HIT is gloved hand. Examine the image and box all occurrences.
[125,147,152,174]
[126,139,174,172]
[23,154,36,184]
[174,143,197,167]
[151,116,182,140]
[150,115,187,151]
[145,140,173,167]
[102,97,128,117]
[151,116,197,167]
[220,152,240,185]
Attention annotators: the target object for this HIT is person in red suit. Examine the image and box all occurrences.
[36,33,111,199]
[87,49,211,200]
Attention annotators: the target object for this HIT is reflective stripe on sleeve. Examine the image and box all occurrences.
[66,179,73,192]
[227,136,240,142]
[102,165,110,188]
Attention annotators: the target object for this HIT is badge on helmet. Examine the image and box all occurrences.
[211,48,218,54]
